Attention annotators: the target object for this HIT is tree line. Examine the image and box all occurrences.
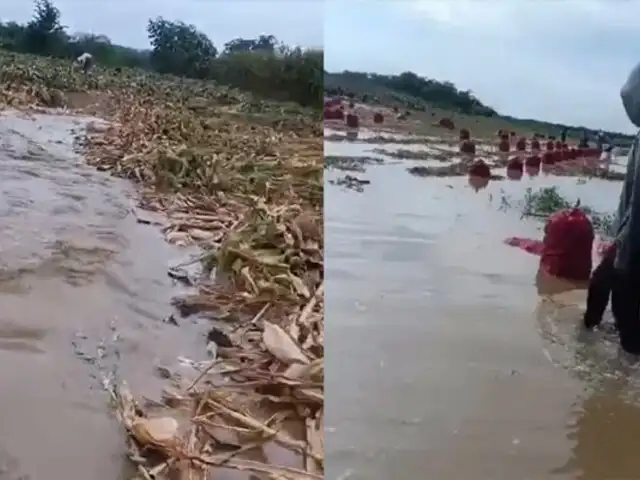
[325,70,634,140]
[0,0,322,108]
[325,70,498,117]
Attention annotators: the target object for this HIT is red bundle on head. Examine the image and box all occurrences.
[508,157,524,169]
[525,165,540,176]
[506,157,523,180]
[540,209,594,282]
[468,159,491,178]
[542,152,556,165]
[567,148,578,160]
[323,107,344,120]
[525,155,541,167]
[531,139,541,150]
[460,140,476,154]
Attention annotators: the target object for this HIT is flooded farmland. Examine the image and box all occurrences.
[324,128,640,480]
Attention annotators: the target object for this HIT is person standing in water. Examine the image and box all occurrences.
[595,130,611,150]
[583,61,640,354]
[560,127,568,143]
[578,130,590,148]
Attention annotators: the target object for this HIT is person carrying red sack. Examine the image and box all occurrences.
[582,60,640,354]
[540,208,594,283]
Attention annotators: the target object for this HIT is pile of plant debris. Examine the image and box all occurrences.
[0,52,324,479]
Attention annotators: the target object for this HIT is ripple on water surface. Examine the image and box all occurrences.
[0,110,206,480]
[325,136,640,480]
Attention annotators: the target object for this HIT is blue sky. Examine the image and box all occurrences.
[325,0,640,133]
[0,1,322,51]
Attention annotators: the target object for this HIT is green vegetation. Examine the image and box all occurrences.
[0,0,322,108]
[325,70,634,143]
[521,187,615,236]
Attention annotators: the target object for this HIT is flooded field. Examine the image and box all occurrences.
[324,129,640,480]
[0,110,207,479]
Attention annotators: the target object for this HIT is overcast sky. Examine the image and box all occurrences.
[325,0,640,133]
[0,1,322,50]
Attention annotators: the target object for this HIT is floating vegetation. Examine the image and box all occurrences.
[372,147,453,162]
[521,186,616,236]
[324,155,384,172]
[324,133,428,145]
[328,174,371,192]
[408,163,504,179]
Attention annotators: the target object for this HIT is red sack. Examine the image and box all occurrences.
[323,107,344,120]
[540,208,594,282]
[460,140,476,154]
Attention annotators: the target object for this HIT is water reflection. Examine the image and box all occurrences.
[558,384,640,480]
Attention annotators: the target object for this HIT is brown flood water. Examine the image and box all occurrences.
[325,132,640,480]
[0,110,208,479]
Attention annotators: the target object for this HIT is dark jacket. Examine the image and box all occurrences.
[614,62,640,271]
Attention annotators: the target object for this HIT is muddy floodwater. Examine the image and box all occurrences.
[325,129,640,480]
[0,110,206,479]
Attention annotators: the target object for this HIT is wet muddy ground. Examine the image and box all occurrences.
[0,110,208,479]
[325,129,640,480]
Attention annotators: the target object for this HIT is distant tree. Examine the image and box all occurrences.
[0,21,26,50]
[147,17,217,78]
[222,35,277,55]
[22,0,67,56]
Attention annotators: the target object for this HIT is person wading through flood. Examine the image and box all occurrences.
[583,61,640,354]
[578,130,590,149]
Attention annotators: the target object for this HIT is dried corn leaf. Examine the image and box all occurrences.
[263,322,309,365]
[130,416,179,449]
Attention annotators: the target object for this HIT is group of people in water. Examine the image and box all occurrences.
[581,62,640,354]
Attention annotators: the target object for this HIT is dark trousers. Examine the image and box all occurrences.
[584,247,640,354]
